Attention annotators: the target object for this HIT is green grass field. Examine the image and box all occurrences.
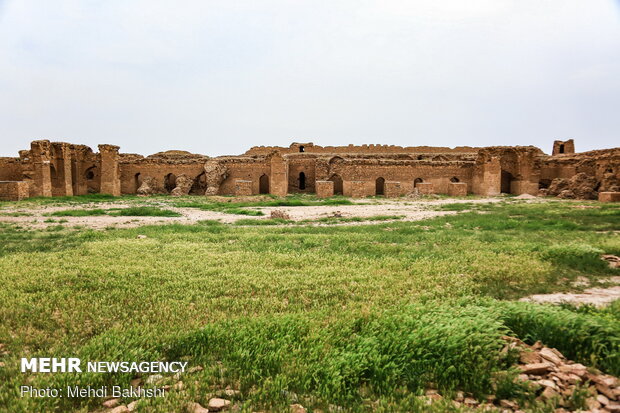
[0,198,619,412]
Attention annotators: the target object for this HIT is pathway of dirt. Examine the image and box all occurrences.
[0,197,503,229]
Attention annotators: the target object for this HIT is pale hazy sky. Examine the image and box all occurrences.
[0,0,619,157]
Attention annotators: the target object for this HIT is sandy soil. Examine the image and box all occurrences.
[0,197,502,229]
[520,276,620,307]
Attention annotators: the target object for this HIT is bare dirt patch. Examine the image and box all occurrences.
[521,276,620,307]
[0,196,504,229]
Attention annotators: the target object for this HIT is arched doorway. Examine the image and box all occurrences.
[299,172,306,190]
[259,174,270,194]
[450,177,459,183]
[164,173,177,193]
[190,172,207,195]
[329,174,343,195]
[376,177,385,196]
[414,178,424,188]
[134,173,142,193]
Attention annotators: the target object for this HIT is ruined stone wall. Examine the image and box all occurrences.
[320,157,474,196]
[0,181,29,201]
[2,139,618,200]
[119,160,207,194]
[0,158,23,181]
[286,156,317,194]
[215,157,271,195]
[245,142,480,156]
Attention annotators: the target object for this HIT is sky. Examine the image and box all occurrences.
[0,0,619,157]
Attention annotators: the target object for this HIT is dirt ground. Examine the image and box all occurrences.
[521,276,620,307]
[0,197,502,230]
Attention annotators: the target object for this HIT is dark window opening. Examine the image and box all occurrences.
[559,144,565,154]
[259,174,270,194]
[299,146,305,153]
[501,170,513,194]
[85,168,95,180]
[539,179,551,189]
[135,173,142,192]
[450,177,459,183]
[299,172,306,190]
[414,178,424,187]
[376,177,385,196]
[164,173,176,193]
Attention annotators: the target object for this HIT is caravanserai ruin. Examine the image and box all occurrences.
[0,139,619,201]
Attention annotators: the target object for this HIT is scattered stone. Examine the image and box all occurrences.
[174,381,184,391]
[193,402,210,413]
[586,397,602,410]
[188,365,204,374]
[109,406,130,413]
[464,397,478,407]
[130,377,142,388]
[270,210,291,220]
[127,400,138,411]
[598,394,610,406]
[558,189,576,199]
[520,362,553,375]
[540,386,559,400]
[290,404,307,413]
[499,399,518,409]
[103,398,121,408]
[223,388,240,397]
[145,374,163,385]
[602,254,620,269]
[540,347,563,365]
[519,350,542,364]
[208,397,231,411]
[136,234,147,239]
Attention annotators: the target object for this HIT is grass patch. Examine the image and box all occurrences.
[48,208,108,217]
[0,199,618,411]
[108,206,182,217]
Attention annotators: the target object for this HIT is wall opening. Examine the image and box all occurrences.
[501,170,513,194]
[450,177,460,183]
[85,168,95,180]
[414,178,424,188]
[539,179,551,189]
[330,174,343,195]
[299,172,306,190]
[559,144,565,154]
[259,174,270,194]
[299,146,305,153]
[190,172,207,195]
[164,173,177,193]
[376,177,385,196]
[134,173,142,192]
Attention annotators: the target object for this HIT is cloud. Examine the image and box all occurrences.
[0,0,619,156]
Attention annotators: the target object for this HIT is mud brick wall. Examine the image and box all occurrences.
[599,192,620,202]
[0,158,23,181]
[234,180,253,196]
[416,182,434,194]
[448,182,468,196]
[344,180,373,198]
[315,180,334,198]
[384,181,404,198]
[2,140,618,200]
[0,181,29,201]
[98,144,121,196]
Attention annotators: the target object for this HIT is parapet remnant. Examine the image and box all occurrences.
[0,139,618,200]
